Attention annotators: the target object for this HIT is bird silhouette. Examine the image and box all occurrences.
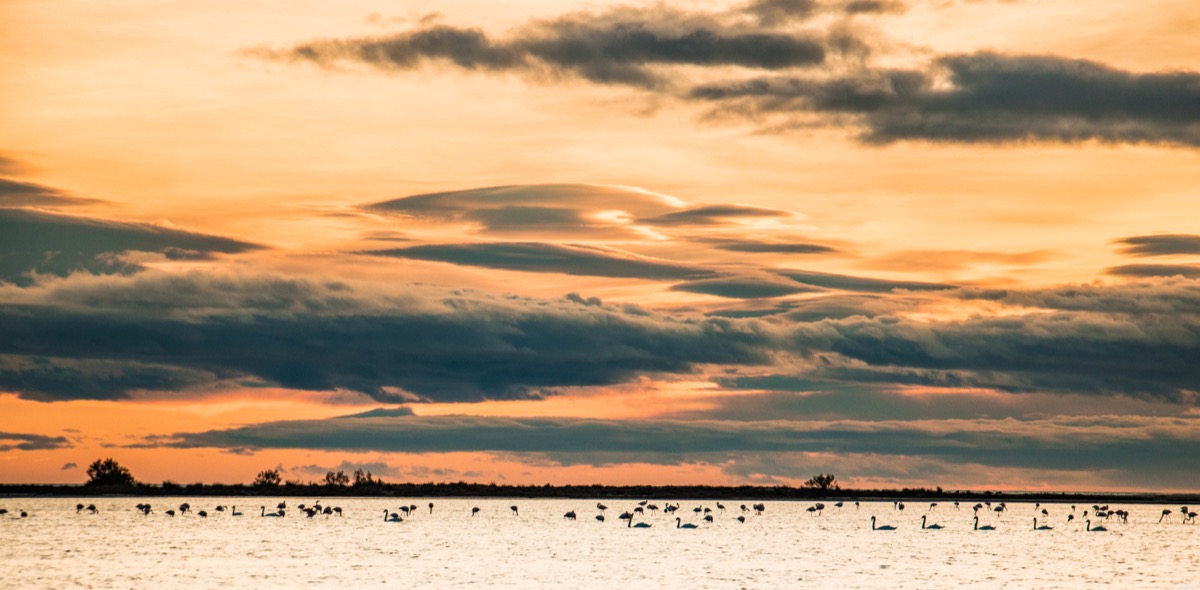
[510,506,519,516]
[471,507,480,517]
[921,515,943,530]
[595,515,605,522]
[1086,520,1107,532]
[260,506,283,518]
[1034,518,1052,530]
[231,506,243,516]
[675,518,698,529]
[198,510,208,518]
[596,503,607,513]
[563,510,577,520]
[165,510,176,517]
[973,516,995,531]
[736,516,746,523]
[384,510,401,522]
[870,516,896,531]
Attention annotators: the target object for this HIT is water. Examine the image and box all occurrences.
[1,498,1196,588]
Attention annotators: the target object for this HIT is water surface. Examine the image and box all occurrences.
[1,498,1195,588]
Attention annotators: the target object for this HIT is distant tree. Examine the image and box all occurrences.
[352,469,380,487]
[252,469,282,487]
[323,470,350,487]
[802,473,839,491]
[85,458,136,487]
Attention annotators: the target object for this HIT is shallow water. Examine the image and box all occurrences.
[1,498,1196,588]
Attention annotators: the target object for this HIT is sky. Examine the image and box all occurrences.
[2,0,1199,491]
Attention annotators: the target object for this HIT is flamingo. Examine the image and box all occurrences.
[716,502,725,512]
[1185,512,1197,524]
[1034,518,1052,531]
[973,516,995,531]
[928,502,938,511]
[1066,514,1074,523]
[595,515,605,522]
[86,504,97,514]
[197,510,208,518]
[921,515,943,530]
[180,503,190,514]
[563,510,577,520]
[165,510,176,517]
[703,515,714,523]
[736,516,746,523]
[428,502,434,514]
[675,518,698,529]
[20,511,27,518]
[510,506,519,516]
[333,507,342,516]
[619,511,633,521]
[471,507,480,517]
[870,516,896,531]
[596,503,608,514]
[384,510,401,522]
[1159,509,1172,523]
[1086,520,1107,532]
[76,503,84,513]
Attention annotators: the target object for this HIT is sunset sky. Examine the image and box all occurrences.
[2,0,1200,491]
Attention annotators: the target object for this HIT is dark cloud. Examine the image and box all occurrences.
[1114,234,1200,257]
[61,462,78,470]
[1105,264,1200,279]
[776,269,953,292]
[789,307,1200,402]
[959,280,1200,315]
[670,276,822,299]
[692,52,1200,147]
[0,209,262,285]
[708,239,840,255]
[0,272,770,402]
[150,413,1200,477]
[258,7,828,89]
[0,431,72,451]
[362,242,716,280]
[0,178,104,208]
[700,377,1187,420]
[640,204,800,226]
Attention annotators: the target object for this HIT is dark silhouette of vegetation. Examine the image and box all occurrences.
[85,458,136,488]
[803,473,838,491]
[252,469,281,487]
[323,470,350,487]
[352,469,381,488]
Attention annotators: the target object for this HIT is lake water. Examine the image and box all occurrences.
[1,498,1196,588]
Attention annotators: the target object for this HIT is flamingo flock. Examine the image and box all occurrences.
[23,499,1194,536]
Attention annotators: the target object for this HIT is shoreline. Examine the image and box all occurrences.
[3,483,1198,504]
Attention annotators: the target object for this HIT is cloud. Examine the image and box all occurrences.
[362,242,716,280]
[639,204,802,227]
[1105,264,1200,279]
[1114,235,1200,257]
[0,271,771,402]
[149,412,1200,478]
[670,275,822,299]
[0,209,262,285]
[365,184,684,239]
[707,239,840,255]
[692,52,1200,147]
[0,431,72,451]
[0,178,104,208]
[776,269,954,292]
[261,8,830,89]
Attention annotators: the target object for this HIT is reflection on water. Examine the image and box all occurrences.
[1,498,1196,588]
